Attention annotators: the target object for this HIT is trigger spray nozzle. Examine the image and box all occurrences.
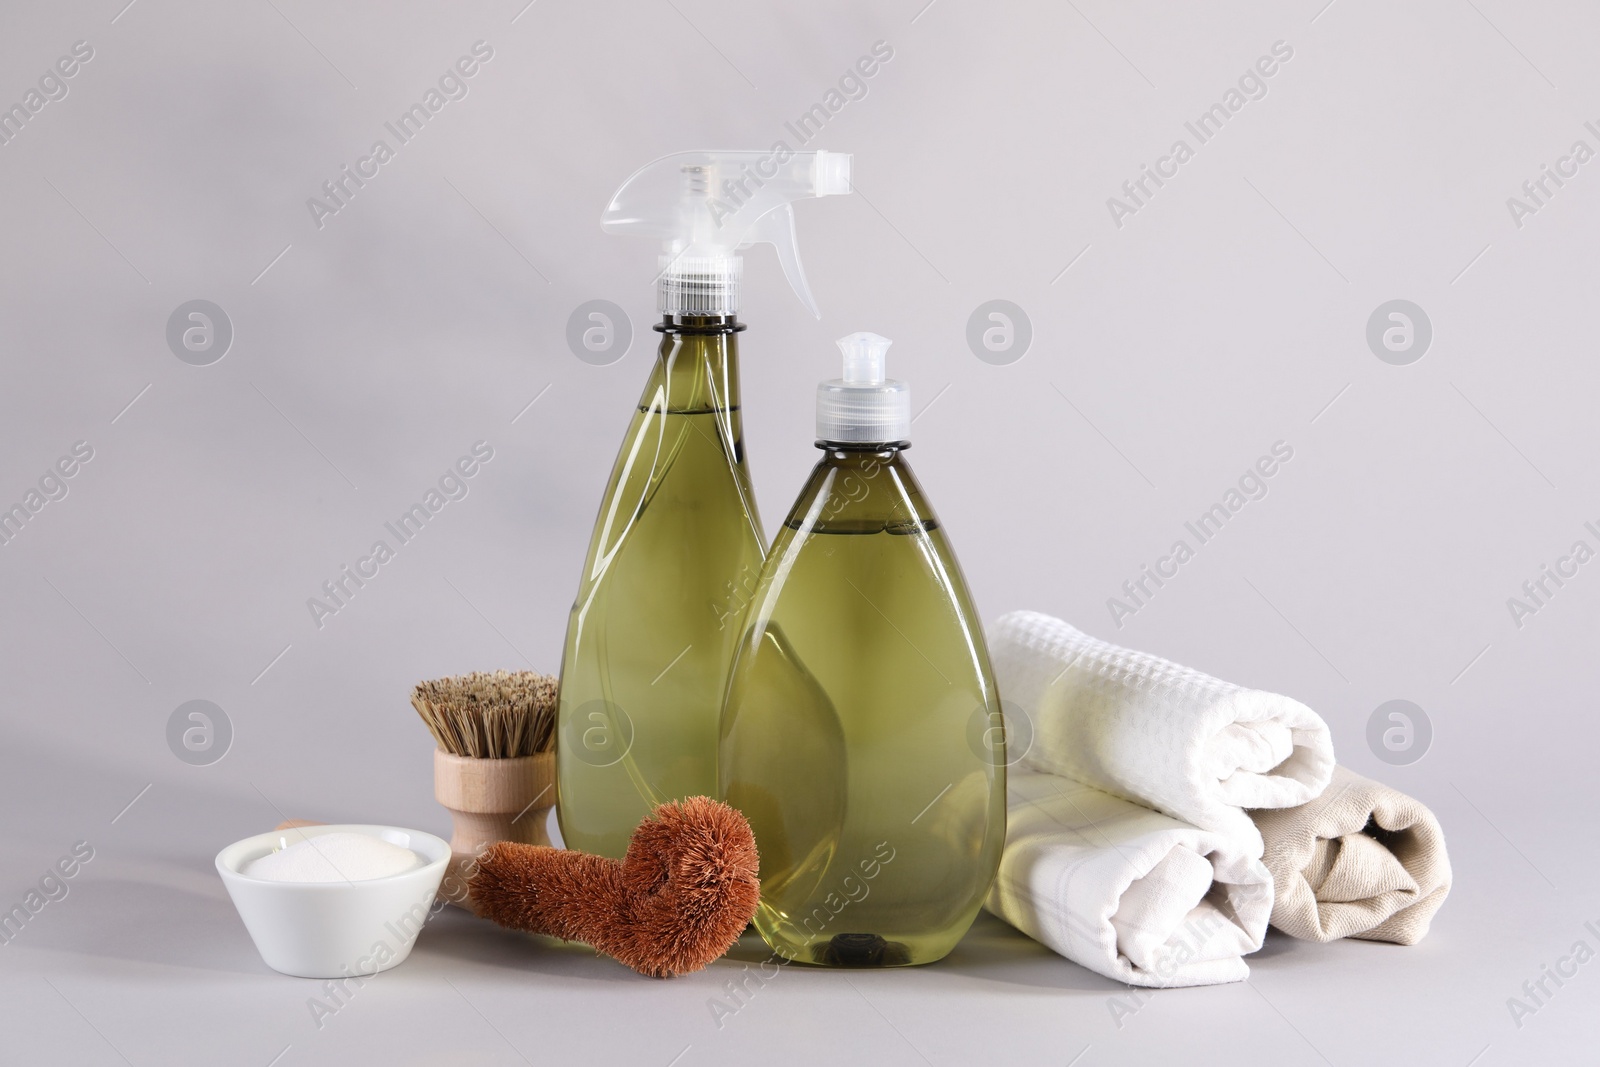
[601,149,853,319]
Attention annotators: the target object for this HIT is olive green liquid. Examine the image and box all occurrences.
[720,447,1005,965]
[557,320,766,859]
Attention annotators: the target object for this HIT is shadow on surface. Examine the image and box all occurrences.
[411,905,658,984]
[720,912,1130,994]
[20,875,265,975]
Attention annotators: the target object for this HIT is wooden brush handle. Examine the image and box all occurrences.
[432,750,556,853]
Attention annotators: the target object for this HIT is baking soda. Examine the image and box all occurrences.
[244,832,421,882]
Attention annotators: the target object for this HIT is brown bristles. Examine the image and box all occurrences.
[411,671,558,759]
[469,796,761,978]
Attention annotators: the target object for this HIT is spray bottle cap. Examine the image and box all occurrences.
[601,149,852,318]
[816,332,910,445]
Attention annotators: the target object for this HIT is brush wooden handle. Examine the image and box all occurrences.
[432,750,556,853]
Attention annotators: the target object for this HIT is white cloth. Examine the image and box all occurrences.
[990,611,1335,857]
[986,770,1272,987]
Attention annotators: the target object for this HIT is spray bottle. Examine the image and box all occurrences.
[557,149,852,858]
[719,332,1006,966]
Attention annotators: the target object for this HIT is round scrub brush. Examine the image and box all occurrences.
[411,671,558,853]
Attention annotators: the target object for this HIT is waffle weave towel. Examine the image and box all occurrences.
[990,610,1336,857]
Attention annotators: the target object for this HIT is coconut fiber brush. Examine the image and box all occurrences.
[469,795,760,978]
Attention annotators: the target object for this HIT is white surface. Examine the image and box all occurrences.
[2,762,1591,1065]
[2,0,1598,1063]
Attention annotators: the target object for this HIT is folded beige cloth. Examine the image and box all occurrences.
[1251,765,1451,944]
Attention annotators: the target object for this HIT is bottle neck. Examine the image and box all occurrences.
[783,445,930,533]
[814,442,910,456]
[654,313,745,335]
[643,318,744,417]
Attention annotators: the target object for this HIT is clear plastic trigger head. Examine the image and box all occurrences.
[745,204,819,319]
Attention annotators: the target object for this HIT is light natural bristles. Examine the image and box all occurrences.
[411,670,559,759]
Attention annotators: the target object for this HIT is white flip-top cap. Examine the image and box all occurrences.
[816,332,910,444]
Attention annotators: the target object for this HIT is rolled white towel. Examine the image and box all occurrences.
[987,770,1272,987]
[991,610,1335,857]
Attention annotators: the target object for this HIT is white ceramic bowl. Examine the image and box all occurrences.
[216,824,450,979]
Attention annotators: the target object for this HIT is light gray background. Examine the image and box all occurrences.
[2,0,1595,1063]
